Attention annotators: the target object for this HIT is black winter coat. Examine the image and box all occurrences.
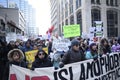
[31,58,53,69]
[3,61,27,80]
[61,48,85,64]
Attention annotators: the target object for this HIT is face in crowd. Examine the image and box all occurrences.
[38,51,45,59]
[73,44,80,51]
[12,51,20,62]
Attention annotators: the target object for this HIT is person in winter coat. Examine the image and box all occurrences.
[20,41,33,62]
[100,38,111,55]
[6,40,18,55]
[111,38,120,52]
[85,43,98,59]
[31,49,52,70]
[21,41,33,53]
[59,39,85,68]
[0,40,8,80]
[51,49,62,69]
[3,49,27,80]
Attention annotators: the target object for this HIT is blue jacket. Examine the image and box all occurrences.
[85,51,98,59]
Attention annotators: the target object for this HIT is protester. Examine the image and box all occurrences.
[51,49,62,69]
[21,41,33,53]
[31,49,52,70]
[48,41,53,55]
[15,40,21,49]
[100,38,111,55]
[111,38,120,52]
[85,43,98,59]
[3,49,27,80]
[0,40,8,80]
[59,39,85,68]
[6,40,18,54]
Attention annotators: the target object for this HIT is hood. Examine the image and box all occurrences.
[8,49,24,61]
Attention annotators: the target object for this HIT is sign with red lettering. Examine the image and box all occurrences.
[10,52,120,80]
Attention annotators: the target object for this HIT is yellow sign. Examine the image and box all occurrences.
[25,50,38,68]
[42,47,48,54]
[63,24,80,38]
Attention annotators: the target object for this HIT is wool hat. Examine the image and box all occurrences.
[71,39,79,47]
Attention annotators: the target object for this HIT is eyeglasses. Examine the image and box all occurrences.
[38,52,45,55]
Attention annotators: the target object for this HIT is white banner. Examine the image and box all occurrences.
[10,52,120,80]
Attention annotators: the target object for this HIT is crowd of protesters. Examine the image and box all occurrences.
[0,36,120,80]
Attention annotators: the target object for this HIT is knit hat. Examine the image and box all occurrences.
[71,39,79,47]
[89,43,96,50]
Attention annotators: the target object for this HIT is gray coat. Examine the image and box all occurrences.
[61,48,85,64]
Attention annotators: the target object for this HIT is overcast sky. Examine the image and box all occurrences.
[28,0,51,35]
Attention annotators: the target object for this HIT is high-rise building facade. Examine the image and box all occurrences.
[50,0,120,38]
[27,5,37,37]
[0,0,8,7]
[0,0,37,36]
[50,0,60,35]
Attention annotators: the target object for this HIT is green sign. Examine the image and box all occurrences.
[63,24,81,38]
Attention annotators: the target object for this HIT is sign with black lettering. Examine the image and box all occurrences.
[10,52,120,80]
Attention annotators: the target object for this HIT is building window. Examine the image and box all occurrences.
[69,0,73,14]
[76,0,81,9]
[0,20,5,31]
[70,15,74,24]
[115,0,118,6]
[110,0,114,6]
[62,22,64,26]
[76,11,82,34]
[106,0,118,6]
[91,9,101,27]
[91,0,100,4]
[65,2,68,18]
[11,27,15,32]
[65,19,68,25]
[107,10,118,37]
[70,6,73,14]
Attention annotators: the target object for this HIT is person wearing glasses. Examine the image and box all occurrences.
[59,39,85,68]
[31,49,52,70]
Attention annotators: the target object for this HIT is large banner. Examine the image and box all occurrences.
[10,52,120,80]
[63,24,81,38]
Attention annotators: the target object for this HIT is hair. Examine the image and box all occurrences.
[100,38,109,46]
[89,43,97,56]
[8,49,24,61]
[35,49,48,59]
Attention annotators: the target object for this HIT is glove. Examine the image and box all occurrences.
[93,56,98,61]
[59,62,64,68]
[54,67,58,70]
[31,68,35,71]
[99,54,102,57]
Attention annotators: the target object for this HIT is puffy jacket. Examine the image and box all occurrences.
[3,49,27,80]
[31,50,52,70]
[61,48,85,64]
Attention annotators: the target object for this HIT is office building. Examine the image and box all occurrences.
[50,0,120,38]
[0,0,37,37]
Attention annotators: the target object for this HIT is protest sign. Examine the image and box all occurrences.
[63,24,80,38]
[10,52,120,80]
[52,39,71,52]
[25,50,38,68]
[43,47,48,54]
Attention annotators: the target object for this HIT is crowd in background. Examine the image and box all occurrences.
[0,36,120,80]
